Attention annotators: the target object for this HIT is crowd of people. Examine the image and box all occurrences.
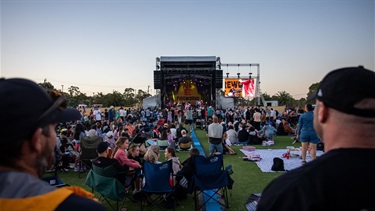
[2,66,373,210]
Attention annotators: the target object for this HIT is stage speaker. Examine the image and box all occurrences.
[215,70,223,88]
[154,71,161,89]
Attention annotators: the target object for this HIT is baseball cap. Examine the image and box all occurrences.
[315,66,375,117]
[0,78,81,142]
[97,142,109,153]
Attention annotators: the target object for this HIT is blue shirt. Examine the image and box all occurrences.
[297,111,315,135]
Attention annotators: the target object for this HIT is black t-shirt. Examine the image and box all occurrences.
[257,148,375,211]
[245,110,251,120]
[60,143,74,154]
[128,154,142,164]
[237,129,249,142]
[178,136,192,144]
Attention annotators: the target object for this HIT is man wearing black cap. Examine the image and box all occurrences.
[0,78,105,210]
[257,66,375,210]
[92,142,130,184]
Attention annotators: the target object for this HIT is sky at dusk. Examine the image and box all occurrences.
[1,0,374,99]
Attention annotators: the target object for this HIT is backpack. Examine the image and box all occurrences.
[317,142,324,152]
[271,157,285,171]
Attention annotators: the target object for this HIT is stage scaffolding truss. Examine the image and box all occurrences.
[153,56,261,108]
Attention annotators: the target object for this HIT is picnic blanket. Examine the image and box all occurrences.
[240,149,324,172]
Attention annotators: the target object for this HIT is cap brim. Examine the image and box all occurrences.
[306,93,317,101]
[56,108,81,123]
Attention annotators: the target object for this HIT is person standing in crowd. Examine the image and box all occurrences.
[108,105,115,123]
[257,66,375,210]
[296,103,319,165]
[185,107,194,129]
[207,106,213,120]
[93,106,102,123]
[207,116,224,155]
[252,108,261,130]
[119,106,126,121]
[0,78,105,210]
[104,108,109,121]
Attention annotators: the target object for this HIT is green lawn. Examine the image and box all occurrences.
[56,130,300,210]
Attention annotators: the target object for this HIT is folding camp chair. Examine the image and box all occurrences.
[140,160,176,211]
[42,174,68,188]
[42,146,69,187]
[157,139,168,150]
[42,168,69,188]
[77,136,101,178]
[192,154,233,210]
[85,164,132,211]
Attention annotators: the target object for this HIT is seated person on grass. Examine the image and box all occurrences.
[237,125,249,145]
[258,123,277,141]
[176,148,203,189]
[92,142,130,185]
[113,137,142,171]
[248,124,262,145]
[222,133,237,155]
[127,144,143,193]
[59,133,77,171]
[282,119,294,135]
[178,130,192,150]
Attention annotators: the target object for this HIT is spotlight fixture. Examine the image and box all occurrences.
[226,72,229,78]
[237,73,240,78]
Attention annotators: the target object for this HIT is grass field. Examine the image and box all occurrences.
[56,130,300,210]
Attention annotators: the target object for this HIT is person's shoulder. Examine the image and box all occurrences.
[56,194,106,211]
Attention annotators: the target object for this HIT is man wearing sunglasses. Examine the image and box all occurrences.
[0,78,105,210]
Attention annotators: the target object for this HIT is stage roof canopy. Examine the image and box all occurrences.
[160,56,217,62]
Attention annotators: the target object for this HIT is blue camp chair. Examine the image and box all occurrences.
[192,154,233,210]
[140,160,175,211]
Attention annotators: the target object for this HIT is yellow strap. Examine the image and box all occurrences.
[0,186,94,211]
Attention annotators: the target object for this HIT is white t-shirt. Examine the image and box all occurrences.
[94,109,101,121]
[119,109,125,117]
[225,138,232,146]
[170,128,177,139]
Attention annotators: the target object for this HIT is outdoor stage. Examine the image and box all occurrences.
[154,56,222,108]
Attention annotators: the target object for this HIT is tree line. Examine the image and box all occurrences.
[38,80,151,108]
[38,79,319,108]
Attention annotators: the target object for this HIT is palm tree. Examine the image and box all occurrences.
[274,91,294,106]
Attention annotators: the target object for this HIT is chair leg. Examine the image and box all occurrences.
[194,190,198,211]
